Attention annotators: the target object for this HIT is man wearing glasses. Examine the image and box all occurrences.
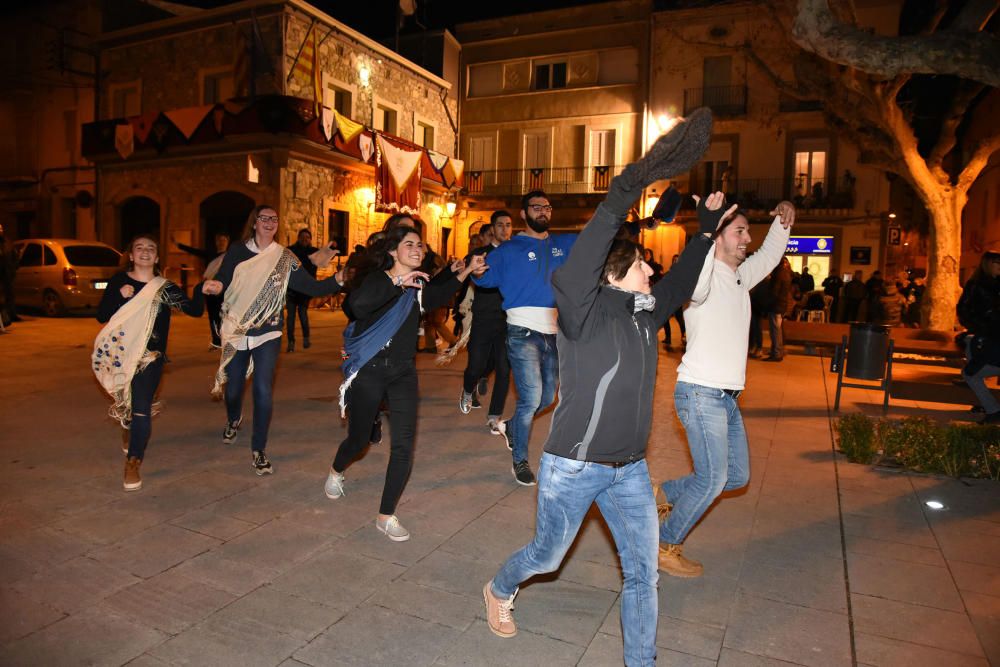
[472,191,575,485]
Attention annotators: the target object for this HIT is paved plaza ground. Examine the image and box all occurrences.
[0,310,997,666]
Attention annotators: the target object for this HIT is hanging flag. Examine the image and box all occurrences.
[427,151,448,172]
[442,158,464,188]
[321,107,334,141]
[334,110,363,142]
[164,105,214,140]
[359,134,374,163]
[233,25,250,97]
[115,123,134,159]
[128,111,159,145]
[291,23,321,113]
[376,134,422,214]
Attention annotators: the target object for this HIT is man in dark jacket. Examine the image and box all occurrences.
[959,249,1000,423]
[482,108,716,666]
[765,256,792,361]
[286,228,319,351]
[460,210,513,432]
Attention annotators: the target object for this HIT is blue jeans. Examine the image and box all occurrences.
[963,363,1000,414]
[505,325,559,464]
[659,381,751,545]
[224,337,281,452]
[492,452,659,667]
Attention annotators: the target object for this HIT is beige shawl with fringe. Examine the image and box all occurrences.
[92,276,168,426]
[212,242,297,396]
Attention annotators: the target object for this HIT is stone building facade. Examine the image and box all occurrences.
[86,0,462,287]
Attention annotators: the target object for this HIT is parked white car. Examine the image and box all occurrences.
[13,239,122,316]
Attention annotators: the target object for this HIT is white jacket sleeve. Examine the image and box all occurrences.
[741,217,791,290]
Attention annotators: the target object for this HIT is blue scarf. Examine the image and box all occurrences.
[338,287,417,415]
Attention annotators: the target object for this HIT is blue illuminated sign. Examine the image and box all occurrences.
[786,236,833,255]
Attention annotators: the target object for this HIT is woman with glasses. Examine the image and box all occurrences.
[324,225,485,541]
[203,205,344,475]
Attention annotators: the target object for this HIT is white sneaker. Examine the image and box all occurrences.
[324,469,345,499]
[375,515,410,541]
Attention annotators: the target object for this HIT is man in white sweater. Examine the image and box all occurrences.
[657,192,795,577]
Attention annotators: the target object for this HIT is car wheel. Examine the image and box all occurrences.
[42,289,66,317]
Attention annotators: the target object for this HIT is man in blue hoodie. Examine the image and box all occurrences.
[473,190,576,485]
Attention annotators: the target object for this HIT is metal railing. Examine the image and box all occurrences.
[684,85,747,116]
[464,165,626,196]
[696,176,856,211]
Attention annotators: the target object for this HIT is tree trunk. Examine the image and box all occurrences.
[919,189,965,331]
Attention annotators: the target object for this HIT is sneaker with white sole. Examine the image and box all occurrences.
[483,579,517,638]
[375,515,410,541]
[471,393,482,409]
[223,416,242,444]
[324,469,345,499]
[512,460,536,486]
[251,450,273,475]
[459,391,473,414]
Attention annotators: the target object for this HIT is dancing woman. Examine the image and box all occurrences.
[203,204,343,476]
[324,225,485,541]
[94,234,212,491]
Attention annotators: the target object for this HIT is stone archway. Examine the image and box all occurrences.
[200,191,256,253]
[118,196,161,250]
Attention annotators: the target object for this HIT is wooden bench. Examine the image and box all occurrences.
[782,320,964,359]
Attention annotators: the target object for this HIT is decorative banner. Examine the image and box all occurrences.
[233,26,250,97]
[164,105,213,140]
[128,111,160,144]
[212,107,226,134]
[334,110,363,142]
[321,107,335,141]
[441,157,464,187]
[427,150,449,172]
[358,133,374,163]
[115,123,134,159]
[376,134,422,215]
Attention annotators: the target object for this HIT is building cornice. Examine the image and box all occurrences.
[98,0,450,91]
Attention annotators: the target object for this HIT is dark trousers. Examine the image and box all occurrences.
[462,317,510,416]
[663,308,686,344]
[206,294,223,346]
[128,357,164,460]
[286,298,310,341]
[334,358,418,515]
[224,337,281,453]
[748,311,763,352]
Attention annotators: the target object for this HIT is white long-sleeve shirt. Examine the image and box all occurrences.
[677,217,792,390]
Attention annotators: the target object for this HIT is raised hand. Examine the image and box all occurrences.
[202,280,223,295]
[450,258,467,274]
[395,271,430,289]
[694,191,737,234]
[309,243,339,269]
[770,200,796,229]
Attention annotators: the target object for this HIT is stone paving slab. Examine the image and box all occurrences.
[2,314,998,665]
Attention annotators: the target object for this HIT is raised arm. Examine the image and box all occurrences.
[741,201,795,290]
[651,236,715,325]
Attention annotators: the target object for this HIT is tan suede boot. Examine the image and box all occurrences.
[658,543,703,578]
[123,457,142,491]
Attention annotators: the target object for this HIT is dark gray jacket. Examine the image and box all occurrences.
[544,201,713,464]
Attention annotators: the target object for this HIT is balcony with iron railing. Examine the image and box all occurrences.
[464,165,626,197]
[683,85,747,116]
[694,175,856,213]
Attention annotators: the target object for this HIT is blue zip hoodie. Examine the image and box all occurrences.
[472,232,576,312]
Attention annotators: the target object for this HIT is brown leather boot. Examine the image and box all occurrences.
[658,543,703,578]
[123,457,142,491]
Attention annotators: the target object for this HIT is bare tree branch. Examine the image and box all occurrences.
[958,133,1000,192]
[792,0,1000,87]
[950,0,999,33]
[928,83,987,171]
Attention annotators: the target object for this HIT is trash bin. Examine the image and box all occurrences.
[845,322,890,380]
